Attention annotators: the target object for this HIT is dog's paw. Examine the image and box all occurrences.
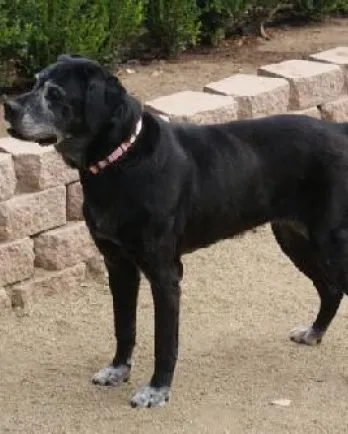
[130,384,170,408]
[92,364,130,386]
[290,326,324,346]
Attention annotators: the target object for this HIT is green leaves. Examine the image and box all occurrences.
[146,0,201,55]
[0,0,144,80]
[1,0,348,83]
[294,0,348,16]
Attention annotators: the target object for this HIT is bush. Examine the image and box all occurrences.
[101,0,145,63]
[293,0,348,17]
[198,0,292,44]
[145,0,200,55]
[197,0,255,44]
[1,0,348,84]
[0,0,144,81]
[197,0,348,44]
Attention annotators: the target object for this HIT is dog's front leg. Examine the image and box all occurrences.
[130,260,182,408]
[92,254,140,387]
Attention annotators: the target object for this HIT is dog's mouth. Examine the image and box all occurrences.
[7,127,57,146]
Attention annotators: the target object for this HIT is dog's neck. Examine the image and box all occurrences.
[88,117,142,174]
[79,93,143,172]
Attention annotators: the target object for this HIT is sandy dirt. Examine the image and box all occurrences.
[1,17,348,434]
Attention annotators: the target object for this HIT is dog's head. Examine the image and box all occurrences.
[4,54,142,168]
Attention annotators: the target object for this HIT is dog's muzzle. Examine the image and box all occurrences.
[4,99,58,145]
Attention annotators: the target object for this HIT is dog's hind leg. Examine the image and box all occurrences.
[314,225,348,295]
[271,222,343,346]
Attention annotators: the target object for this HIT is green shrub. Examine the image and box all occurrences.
[104,0,145,63]
[0,0,144,80]
[1,0,348,84]
[197,0,256,45]
[145,0,200,55]
[293,0,348,17]
[197,0,296,44]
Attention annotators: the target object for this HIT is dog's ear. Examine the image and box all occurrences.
[84,74,124,134]
[104,75,125,107]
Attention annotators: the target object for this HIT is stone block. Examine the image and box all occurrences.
[318,96,348,122]
[12,263,86,308]
[34,221,97,270]
[0,137,78,191]
[0,238,34,286]
[309,47,348,84]
[86,255,106,283]
[66,182,83,220]
[0,186,66,241]
[145,91,238,124]
[258,59,344,109]
[0,153,16,201]
[254,107,321,119]
[204,73,290,118]
[291,107,321,118]
[0,288,11,310]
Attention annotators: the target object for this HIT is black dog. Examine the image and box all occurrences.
[4,55,348,407]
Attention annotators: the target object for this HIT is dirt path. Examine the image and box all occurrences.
[1,18,348,434]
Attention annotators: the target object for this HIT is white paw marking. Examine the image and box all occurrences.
[130,384,170,408]
[290,326,324,346]
[92,364,130,386]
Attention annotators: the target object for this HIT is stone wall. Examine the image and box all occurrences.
[1,46,348,312]
[0,138,103,311]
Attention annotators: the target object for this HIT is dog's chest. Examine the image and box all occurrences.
[81,172,162,252]
[92,209,121,243]
[83,193,146,250]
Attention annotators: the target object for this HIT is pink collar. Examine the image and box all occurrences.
[89,118,142,174]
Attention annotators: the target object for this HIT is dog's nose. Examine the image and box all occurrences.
[4,99,21,122]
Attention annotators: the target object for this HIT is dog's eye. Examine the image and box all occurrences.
[47,85,62,101]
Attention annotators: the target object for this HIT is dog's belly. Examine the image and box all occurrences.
[181,212,309,253]
[181,214,266,253]
[277,219,309,239]
[284,220,309,238]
